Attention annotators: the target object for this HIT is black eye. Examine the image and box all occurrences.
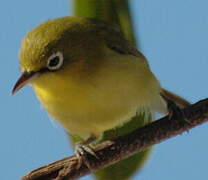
[49,57,59,67]
[47,52,64,71]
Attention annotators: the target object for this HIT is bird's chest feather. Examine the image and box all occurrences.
[32,56,164,138]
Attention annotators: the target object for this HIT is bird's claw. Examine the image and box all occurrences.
[161,92,191,124]
[75,142,99,170]
[167,97,191,125]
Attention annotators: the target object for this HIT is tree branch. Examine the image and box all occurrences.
[22,98,208,180]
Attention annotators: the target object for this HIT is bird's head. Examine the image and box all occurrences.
[12,16,142,94]
[12,16,115,94]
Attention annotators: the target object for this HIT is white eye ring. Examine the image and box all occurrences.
[47,51,64,71]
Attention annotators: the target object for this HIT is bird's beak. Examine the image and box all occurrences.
[12,71,39,95]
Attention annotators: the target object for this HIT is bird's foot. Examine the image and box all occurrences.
[161,93,191,124]
[75,136,99,170]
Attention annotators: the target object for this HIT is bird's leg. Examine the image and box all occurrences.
[161,89,190,108]
[75,135,99,169]
[160,92,191,124]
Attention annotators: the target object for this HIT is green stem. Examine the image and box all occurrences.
[72,0,136,45]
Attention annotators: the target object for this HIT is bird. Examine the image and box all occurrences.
[12,16,189,180]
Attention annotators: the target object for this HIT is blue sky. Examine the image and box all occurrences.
[1,0,208,180]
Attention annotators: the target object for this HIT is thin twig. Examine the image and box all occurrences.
[22,98,208,180]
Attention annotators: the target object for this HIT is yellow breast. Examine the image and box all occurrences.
[32,52,166,139]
